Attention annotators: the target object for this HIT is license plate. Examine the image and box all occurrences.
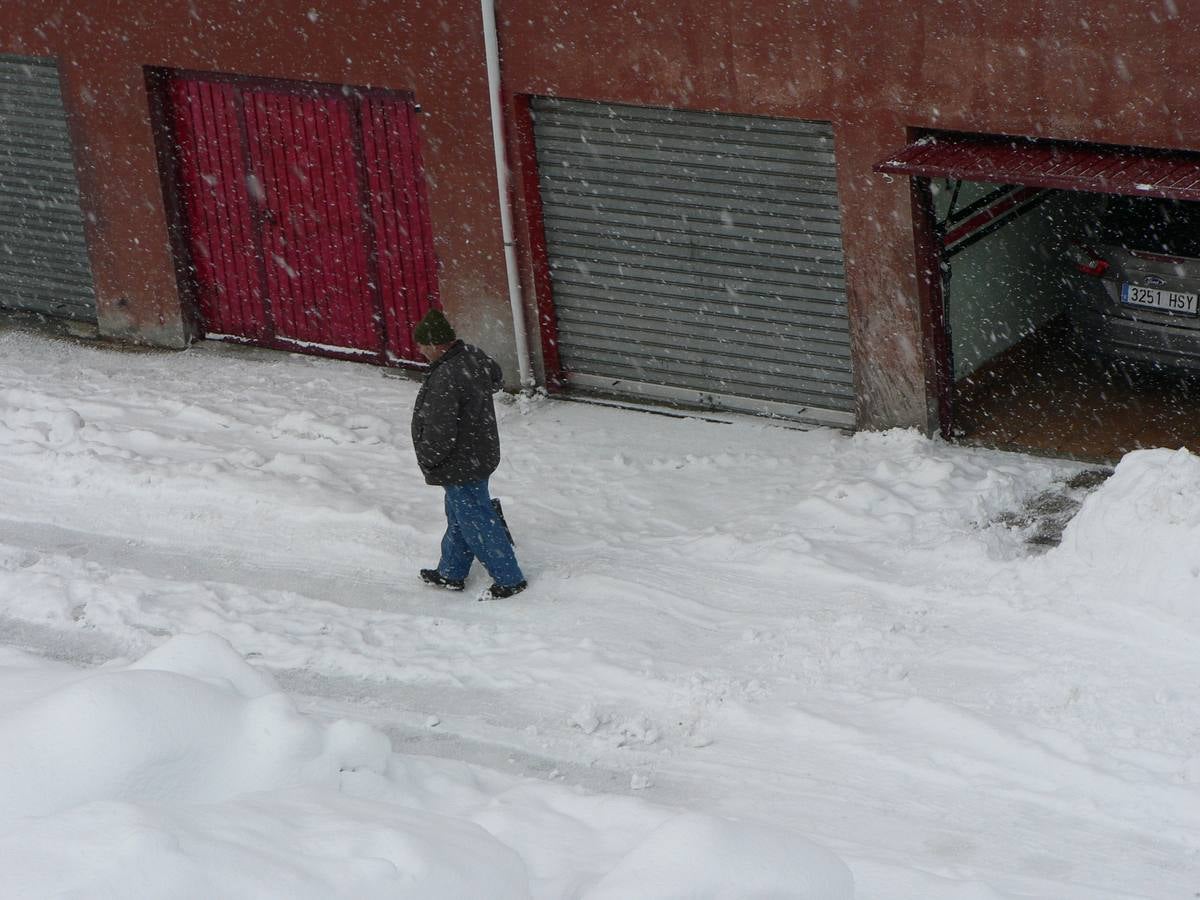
[1121,283,1199,315]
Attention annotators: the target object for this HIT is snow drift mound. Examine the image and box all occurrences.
[0,632,391,817]
[1053,447,1200,618]
[583,811,854,899]
[0,634,528,899]
[0,634,855,899]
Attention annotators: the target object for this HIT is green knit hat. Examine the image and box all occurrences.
[413,308,456,345]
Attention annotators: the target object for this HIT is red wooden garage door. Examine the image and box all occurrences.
[167,74,438,363]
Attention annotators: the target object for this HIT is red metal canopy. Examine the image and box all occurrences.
[875,133,1200,201]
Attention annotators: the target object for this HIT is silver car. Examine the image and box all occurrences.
[1067,196,1200,372]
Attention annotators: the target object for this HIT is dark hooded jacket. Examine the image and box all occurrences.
[410,341,504,485]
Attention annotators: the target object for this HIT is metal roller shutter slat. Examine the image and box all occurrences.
[554,304,854,357]
[557,317,853,370]
[537,158,841,200]
[561,349,855,410]
[549,255,848,302]
[561,353,855,402]
[551,280,850,327]
[533,99,835,139]
[0,261,97,291]
[536,137,839,180]
[542,176,844,218]
[562,343,856,394]
[542,212,847,258]
[546,239,847,284]
[0,208,90,231]
[542,199,845,241]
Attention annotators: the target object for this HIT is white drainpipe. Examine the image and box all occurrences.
[481,0,534,388]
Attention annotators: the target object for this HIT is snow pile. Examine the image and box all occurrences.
[0,634,527,899]
[2,331,1197,898]
[0,633,396,816]
[585,812,854,899]
[1053,448,1200,619]
[0,634,853,899]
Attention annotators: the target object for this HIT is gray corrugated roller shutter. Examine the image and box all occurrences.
[0,54,96,321]
[532,97,853,427]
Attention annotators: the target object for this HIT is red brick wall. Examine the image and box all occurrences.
[499,0,1200,428]
[5,1,1196,428]
[0,1,511,363]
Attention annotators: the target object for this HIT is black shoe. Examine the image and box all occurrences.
[420,569,465,591]
[480,580,527,601]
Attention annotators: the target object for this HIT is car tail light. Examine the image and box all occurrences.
[1068,243,1109,276]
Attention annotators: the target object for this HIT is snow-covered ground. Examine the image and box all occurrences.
[0,328,1197,898]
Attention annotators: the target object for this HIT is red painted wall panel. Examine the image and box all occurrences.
[169,78,264,339]
[244,89,379,352]
[362,95,439,362]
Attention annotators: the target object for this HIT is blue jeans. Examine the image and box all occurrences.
[438,479,525,587]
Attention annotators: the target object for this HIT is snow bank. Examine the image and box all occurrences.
[1053,448,1200,619]
[584,811,854,899]
[0,635,853,899]
[0,634,529,899]
[0,632,391,817]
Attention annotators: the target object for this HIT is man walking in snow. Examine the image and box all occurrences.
[410,308,527,600]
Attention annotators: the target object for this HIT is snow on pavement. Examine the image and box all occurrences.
[0,329,1197,898]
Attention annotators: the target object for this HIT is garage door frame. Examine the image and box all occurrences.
[876,129,1200,439]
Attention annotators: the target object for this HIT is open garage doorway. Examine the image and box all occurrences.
[878,133,1200,461]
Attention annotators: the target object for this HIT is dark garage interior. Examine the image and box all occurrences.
[893,137,1200,463]
[953,316,1200,462]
